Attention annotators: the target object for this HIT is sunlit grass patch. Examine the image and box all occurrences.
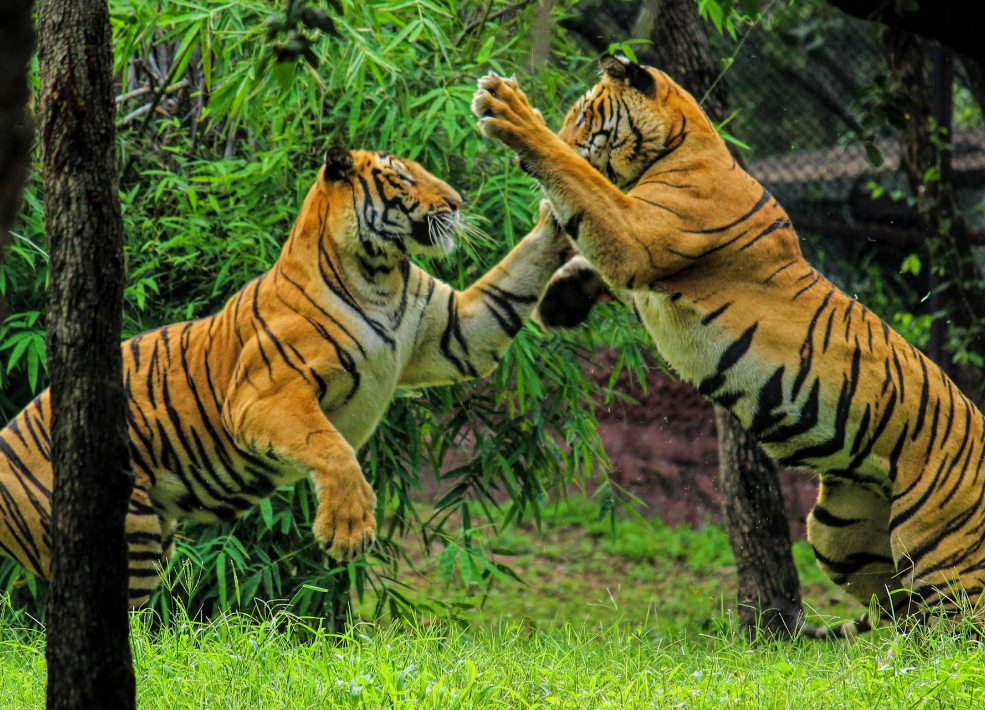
[4,605,985,709]
[6,499,965,709]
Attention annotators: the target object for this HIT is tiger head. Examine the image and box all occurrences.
[319,147,463,258]
[558,54,716,189]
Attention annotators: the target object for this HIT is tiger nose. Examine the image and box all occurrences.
[445,192,463,211]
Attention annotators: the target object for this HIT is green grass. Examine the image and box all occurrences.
[5,609,985,708]
[5,499,985,708]
[362,497,859,635]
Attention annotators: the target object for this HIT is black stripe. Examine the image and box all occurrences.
[739,219,789,252]
[251,281,307,378]
[793,272,822,300]
[791,289,835,399]
[811,547,893,575]
[891,347,906,403]
[763,260,796,284]
[128,567,160,578]
[911,355,930,441]
[683,188,771,235]
[811,506,862,528]
[701,302,732,325]
[760,378,820,445]
[848,404,871,457]
[748,367,785,438]
[781,344,861,467]
[438,291,479,377]
[939,383,955,445]
[697,323,758,397]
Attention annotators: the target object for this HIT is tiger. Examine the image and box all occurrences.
[0,147,570,607]
[470,55,985,637]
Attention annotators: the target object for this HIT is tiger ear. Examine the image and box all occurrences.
[599,53,628,80]
[598,53,656,98]
[323,146,354,182]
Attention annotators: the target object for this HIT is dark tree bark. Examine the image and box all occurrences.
[714,410,802,636]
[633,0,730,118]
[0,0,35,327]
[961,57,985,117]
[631,0,805,639]
[38,0,136,708]
[882,29,985,379]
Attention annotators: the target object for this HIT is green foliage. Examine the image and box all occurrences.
[843,71,910,167]
[0,0,651,620]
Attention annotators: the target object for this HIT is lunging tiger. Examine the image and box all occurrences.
[471,55,985,636]
[0,148,570,606]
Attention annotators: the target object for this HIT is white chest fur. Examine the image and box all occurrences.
[322,335,406,450]
[632,291,716,385]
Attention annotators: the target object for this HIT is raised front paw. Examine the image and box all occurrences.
[534,256,613,330]
[313,470,377,562]
[471,73,548,150]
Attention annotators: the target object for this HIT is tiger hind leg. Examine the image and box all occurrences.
[125,487,168,608]
[801,479,915,639]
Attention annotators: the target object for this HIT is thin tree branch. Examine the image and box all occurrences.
[115,78,188,105]
[454,0,536,47]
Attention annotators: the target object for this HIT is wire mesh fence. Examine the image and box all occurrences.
[716,7,985,241]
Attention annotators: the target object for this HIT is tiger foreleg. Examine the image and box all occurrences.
[471,74,687,290]
[224,380,376,562]
[399,200,572,388]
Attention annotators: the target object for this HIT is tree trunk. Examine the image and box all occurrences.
[0,0,35,328]
[715,409,802,636]
[882,29,985,380]
[637,0,804,639]
[38,0,136,708]
[633,0,731,121]
[528,0,556,70]
[960,55,985,116]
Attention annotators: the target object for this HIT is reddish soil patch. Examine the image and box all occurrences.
[420,348,819,539]
[586,349,818,539]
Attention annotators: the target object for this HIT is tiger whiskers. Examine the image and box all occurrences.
[451,212,496,249]
[427,211,454,246]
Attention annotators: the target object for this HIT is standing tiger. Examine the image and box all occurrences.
[471,55,985,636]
[0,148,570,607]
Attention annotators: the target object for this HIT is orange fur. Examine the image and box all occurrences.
[0,150,570,606]
[473,58,985,636]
